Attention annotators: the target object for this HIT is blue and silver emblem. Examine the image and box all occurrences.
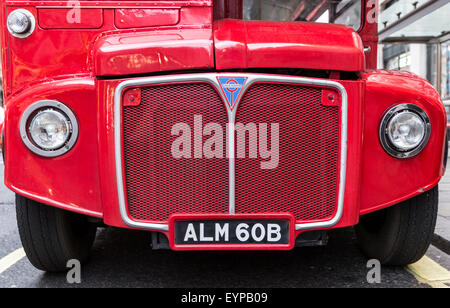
[217,77,247,110]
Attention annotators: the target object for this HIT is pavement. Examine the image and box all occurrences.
[435,166,450,254]
[0,154,450,288]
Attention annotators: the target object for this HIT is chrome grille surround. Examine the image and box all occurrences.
[114,73,348,232]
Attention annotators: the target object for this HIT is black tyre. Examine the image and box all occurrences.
[16,194,97,272]
[355,186,438,266]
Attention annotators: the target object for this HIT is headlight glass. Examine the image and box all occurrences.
[29,109,71,150]
[7,11,30,34]
[20,101,79,157]
[387,111,425,151]
[380,104,431,159]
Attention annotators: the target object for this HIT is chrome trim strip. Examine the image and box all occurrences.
[228,121,236,215]
[114,73,348,232]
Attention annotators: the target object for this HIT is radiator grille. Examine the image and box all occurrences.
[235,84,339,221]
[122,80,340,223]
[123,83,229,222]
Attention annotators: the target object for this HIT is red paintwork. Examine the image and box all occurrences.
[321,89,341,106]
[1,3,212,95]
[93,27,214,76]
[214,19,365,72]
[114,9,180,29]
[0,0,447,250]
[3,78,103,217]
[359,70,447,215]
[122,88,141,107]
[38,8,104,29]
[359,0,379,69]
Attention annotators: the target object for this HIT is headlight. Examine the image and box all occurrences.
[7,9,35,38]
[380,104,431,158]
[20,101,79,157]
[29,109,70,150]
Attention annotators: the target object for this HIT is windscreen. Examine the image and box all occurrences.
[242,0,362,31]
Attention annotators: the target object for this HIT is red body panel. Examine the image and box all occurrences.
[38,8,104,29]
[3,78,103,217]
[359,70,446,215]
[214,19,365,72]
[94,27,214,76]
[0,2,213,96]
[114,9,180,29]
[0,0,446,250]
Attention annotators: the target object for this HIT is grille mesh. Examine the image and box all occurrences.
[122,81,340,223]
[123,83,229,222]
[235,84,339,221]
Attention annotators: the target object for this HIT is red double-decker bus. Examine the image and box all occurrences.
[0,0,446,272]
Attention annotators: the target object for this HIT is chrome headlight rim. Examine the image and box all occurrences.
[7,9,36,38]
[20,101,79,157]
[379,104,431,159]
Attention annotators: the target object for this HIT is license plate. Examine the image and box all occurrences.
[170,214,294,250]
